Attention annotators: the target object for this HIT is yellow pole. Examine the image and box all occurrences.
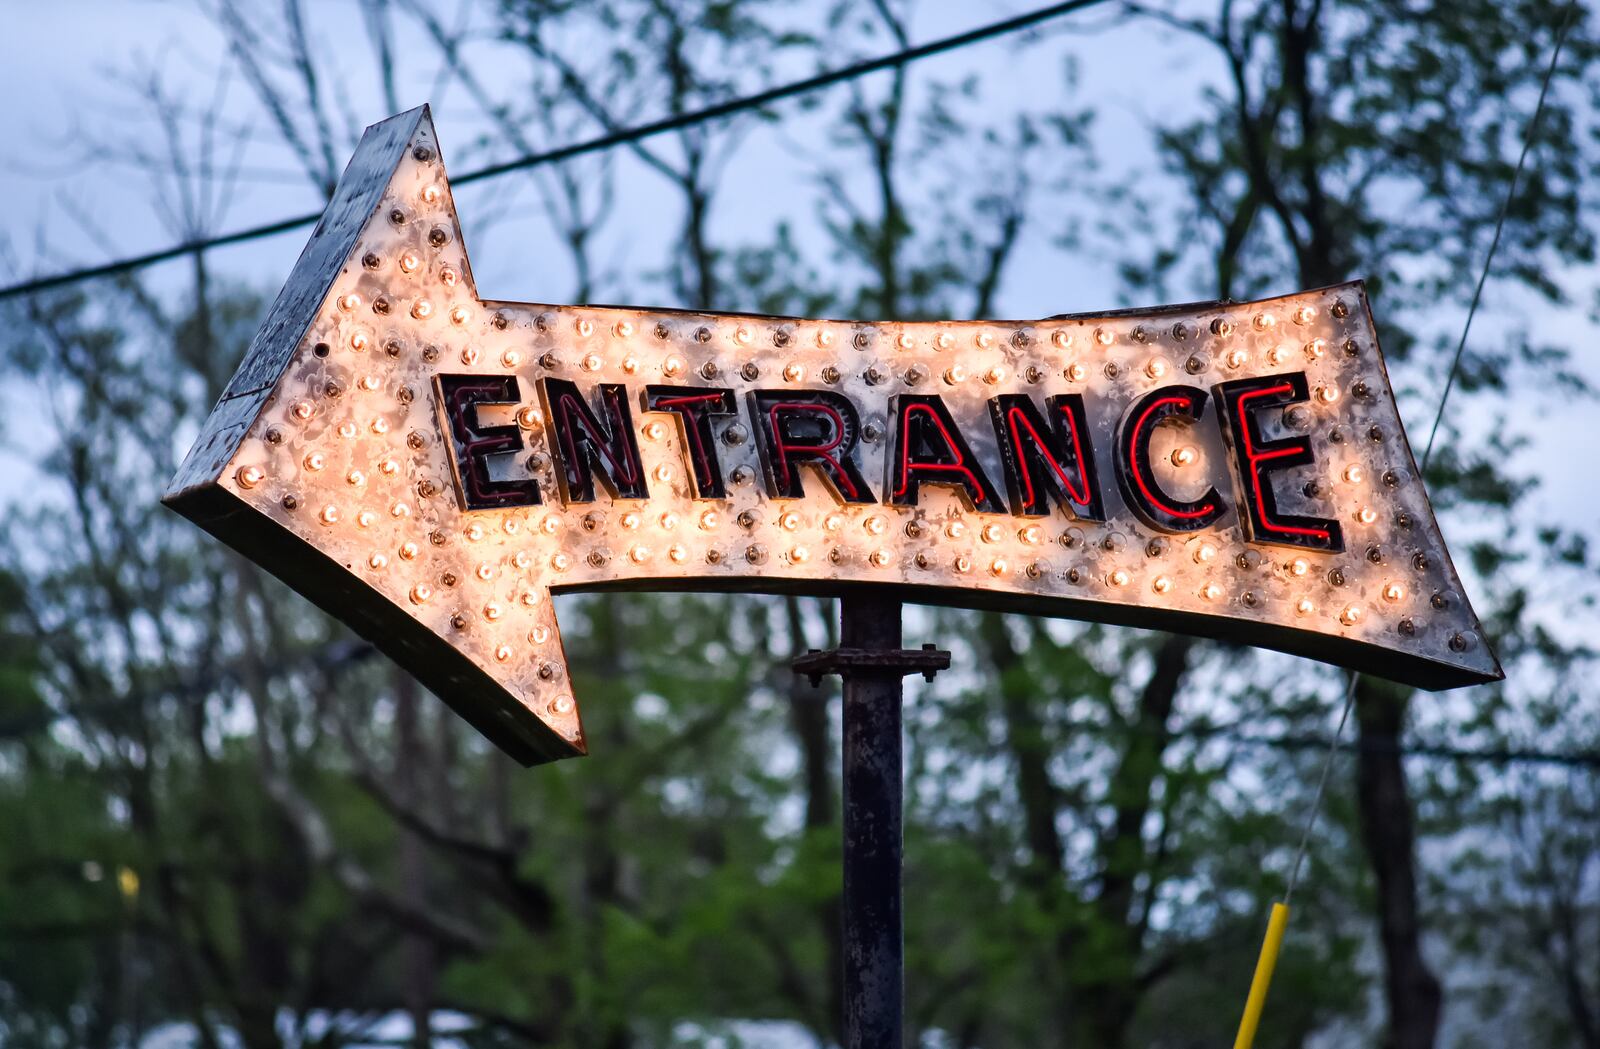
[1232,901,1290,1049]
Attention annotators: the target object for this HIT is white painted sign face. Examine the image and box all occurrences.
[165,107,1500,766]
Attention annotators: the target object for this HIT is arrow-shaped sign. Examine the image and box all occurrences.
[165,106,1501,766]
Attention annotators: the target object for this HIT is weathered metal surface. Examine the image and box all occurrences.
[838,593,908,1049]
[164,105,1502,766]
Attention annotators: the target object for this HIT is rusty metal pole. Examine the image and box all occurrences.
[793,592,949,1049]
[840,591,905,1049]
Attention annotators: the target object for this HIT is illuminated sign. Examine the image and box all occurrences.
[164,107,1501,766]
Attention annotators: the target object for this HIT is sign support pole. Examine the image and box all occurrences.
[795,593,949,1049]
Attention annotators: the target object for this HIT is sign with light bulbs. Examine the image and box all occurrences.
[164,107,1501,766]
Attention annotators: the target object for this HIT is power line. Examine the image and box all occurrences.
[1277,0,1581,908]
[0,0,1110,302]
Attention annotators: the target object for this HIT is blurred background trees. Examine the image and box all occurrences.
[0,1,1597,1047]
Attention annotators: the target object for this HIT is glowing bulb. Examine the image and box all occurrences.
[292,401,313,421]
[616,321,634,338]
[1290,558,1309,576]
[1019,525,1041,545]
[1109,569,1131,588]
[654,464,673,483]
[622,356,639,374]
[1193,542,1216,564]
[1357,506,1378,524]
[399,541,419,560]
[663,356,684,377]
[669,544,687,563]
[1304,338,1327,359]
[630,545,650,564]
[1296,598,1315,616]
[541,516,561,535]
[517,407,542,430]
[943,366,965,385]
[411,299,432,320]
[338,293,361,312]
[869,550,891,568]
[1094,328,1113,346]
[990,558,1008,576]
[346,469,365,487]
[699,510,719,531]
[1152,576,1173,594]
[780,512,801,531]
[1066,362,1087,381]
[1318,384,1340,404]
[946,521,965,540]
[319,505,339,525]
[582,353,602,372]
[977,332,994,348]
[421,184,442,204]
[369,553,387,569]
[551,695,574,714]
[817,330,834,348]
[357,510,376,528]
[1269,345,1291,365]
[1382,582,1405,603]
[338,421,358,439]
[865,516,887,536]
[236,465,264,488]
[304,452,325,471]
[494,644,512,663]
[390,501,410,518]
[644,421,666,442]
[484,602,502,621]
[577,319,593,337]
[551,553,571,572]
[449,306,469,326]
[824,514,844,532]
[1293,306,1316,325]
[1052,330,1072,349]
[784,364,805,382]
[1340,605,1362,626]
[735,326,752,345]
[789,544,811,564]
[502,349,520,368]
[981,523,1003,544]
[1202,583,1223,601]
[954,555,973,573]
[983,366,1006,385]
[659,512,678,530]
[936,332,953,350]
[1254,312,1276,331]
[410,583,432,604]
[1171,446,1197,467]
[1226,349,1247,369]
[399,252,420,273]
[1145,357,1168,379]
[1344,465,1364,484]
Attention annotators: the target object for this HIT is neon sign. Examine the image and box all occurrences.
[164,107,1501,765]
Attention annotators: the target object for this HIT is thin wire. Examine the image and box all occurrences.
[1281,2,1578,907]
[1282,673,1357,905]
[0,0,1109,303]
[1421,2,1580,472]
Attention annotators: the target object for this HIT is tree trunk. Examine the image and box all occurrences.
[1353,677,1441,1049]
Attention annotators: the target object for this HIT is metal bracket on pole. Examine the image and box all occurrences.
[791,594,949,1049]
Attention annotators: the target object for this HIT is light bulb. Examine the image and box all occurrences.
[1171,446,1197,467]
[1340,605,1362,625]
[1382,582,1405,603]
[1152,576,1172,594]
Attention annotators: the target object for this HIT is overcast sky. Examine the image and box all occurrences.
[3,0,1594,624]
